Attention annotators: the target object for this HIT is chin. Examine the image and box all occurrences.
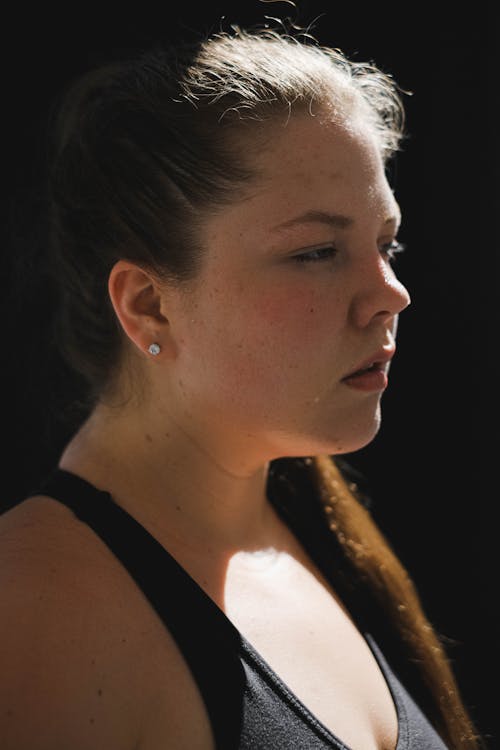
[317,406,383,456]
[277,422,381,460]
[333,430,380,456]
[267,402,383,459]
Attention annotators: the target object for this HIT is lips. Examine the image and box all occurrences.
[342,347,395,380]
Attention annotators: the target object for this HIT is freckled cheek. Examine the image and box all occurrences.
[220,284,338,379]
[186,280,343,395]
[245,284,336,343]
[183,288,341,421]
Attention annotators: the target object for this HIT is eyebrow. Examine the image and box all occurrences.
[271,209,401,233]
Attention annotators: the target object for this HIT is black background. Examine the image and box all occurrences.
[1,1,497,745]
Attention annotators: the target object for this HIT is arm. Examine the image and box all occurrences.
[0,498,142,750]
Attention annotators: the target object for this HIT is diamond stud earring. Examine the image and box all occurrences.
[148,342,161,356]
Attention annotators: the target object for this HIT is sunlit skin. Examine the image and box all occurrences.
[40,106,412,750]
[60,108,411,560]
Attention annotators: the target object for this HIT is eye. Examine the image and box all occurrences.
[381,239,406,263]
[292,245,338,264]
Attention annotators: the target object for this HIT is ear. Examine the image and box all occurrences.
[108,260,174,358]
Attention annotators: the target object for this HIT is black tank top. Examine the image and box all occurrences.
[23,466,448,750]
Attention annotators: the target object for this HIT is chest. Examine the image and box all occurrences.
[137,545,399,750]
[220,551,399,750]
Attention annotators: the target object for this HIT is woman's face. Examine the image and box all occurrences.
[166,111,411,461]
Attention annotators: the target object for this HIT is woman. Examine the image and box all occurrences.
[0,26,482,750]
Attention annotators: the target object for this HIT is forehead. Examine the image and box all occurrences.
[242,113,399,221]
[301,112,384,174]
[198,112,400,266]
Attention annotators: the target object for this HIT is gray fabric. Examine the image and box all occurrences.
[27,467,449,749]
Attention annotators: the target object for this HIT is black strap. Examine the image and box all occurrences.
[34,468,245,750]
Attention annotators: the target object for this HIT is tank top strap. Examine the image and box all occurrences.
[33,467,245,750]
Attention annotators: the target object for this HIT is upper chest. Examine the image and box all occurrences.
[11,497,399,750]
[139,544,399,750]
[135,540,398,750]
[224,550,399,750]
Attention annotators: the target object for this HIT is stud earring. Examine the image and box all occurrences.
[148,342,161,356]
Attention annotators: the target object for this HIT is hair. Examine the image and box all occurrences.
[310,455,483,749]
[45,26,405,407]
[42,25,481,748]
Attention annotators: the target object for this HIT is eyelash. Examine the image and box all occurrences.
[382,240,406,262]
[292,246,337,264]
[292,240,406,265]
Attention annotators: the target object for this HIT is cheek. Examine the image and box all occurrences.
[251,281,321,328]
[243,279,343,349]
[195,279,344,397]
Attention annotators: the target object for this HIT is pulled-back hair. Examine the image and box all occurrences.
[44,26,481,748]
[46,27,404,405]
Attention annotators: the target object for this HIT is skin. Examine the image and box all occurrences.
[0,105,412,750]
[60,107,410,560]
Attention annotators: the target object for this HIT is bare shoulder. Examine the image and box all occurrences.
[0,496,215,750]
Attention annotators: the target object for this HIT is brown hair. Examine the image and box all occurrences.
[311,454,482,748]
[44,25,481,747]
[45,27,404,407]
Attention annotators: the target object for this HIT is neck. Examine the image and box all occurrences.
[58,398,277,556]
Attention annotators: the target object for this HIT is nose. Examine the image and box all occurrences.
[350,256,411,329]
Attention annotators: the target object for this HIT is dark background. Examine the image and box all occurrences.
[1,1,497,745]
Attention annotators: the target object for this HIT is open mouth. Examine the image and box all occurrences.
[341,359,389,392]
[344,361,382,379]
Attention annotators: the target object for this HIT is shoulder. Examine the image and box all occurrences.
[0,493,134,615]
[0,495,198,749]
[0,495,145,748]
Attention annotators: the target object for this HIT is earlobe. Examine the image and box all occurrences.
[108,260,169,355]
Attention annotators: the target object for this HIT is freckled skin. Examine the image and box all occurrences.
[167,112,410,458]
[60,107,411,551]
[39,109,413,750]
